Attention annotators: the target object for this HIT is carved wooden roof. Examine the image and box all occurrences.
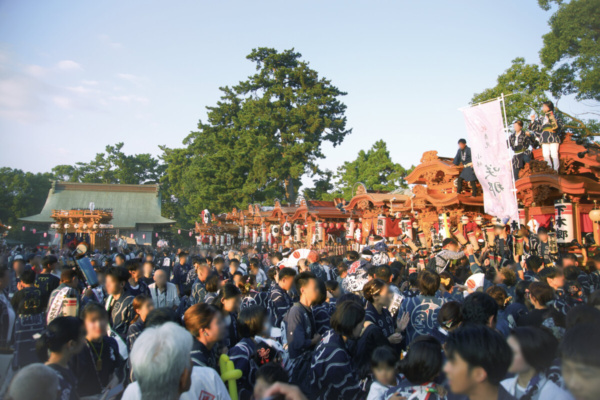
[345,193,411,212]
[515,133,600,207]
[290,199,346,221]
[405,151,461,186]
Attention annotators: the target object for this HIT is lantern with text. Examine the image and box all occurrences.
[376,215,386,237]
[554,199,574,244]
[345,218,355,240]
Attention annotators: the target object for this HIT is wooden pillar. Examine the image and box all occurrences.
[573,202,582,244]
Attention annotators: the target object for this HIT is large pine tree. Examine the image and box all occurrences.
[161,48,351,218]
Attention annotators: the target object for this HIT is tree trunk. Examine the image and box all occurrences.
[285,178,296,205]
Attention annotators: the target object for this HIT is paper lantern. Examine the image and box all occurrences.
[189,231,192,237]
[336,222,342,230]
[294,224,302,242]
[32,229,36,234]
[345,219,355,240]
[252,228,258,244]
[178,229,181,234]
[554,199,574,244]
[271,224,280,237]
[590,208,600,222]
[376,215,387,237]
[22,226,25,231]
[316,221,323,242]
[74,224,80,229]
[282,222,292,236]
[201,209,211,224]
[354,226,362,243]
[92,224,98,229]
[143,234,146,239]
[43,232,47,238]
[155,232,158,237]
[261,224,267,243]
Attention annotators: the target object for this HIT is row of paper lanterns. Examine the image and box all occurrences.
[49,223,114,230]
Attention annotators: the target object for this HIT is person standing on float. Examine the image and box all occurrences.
[453,138,478,197]
[529,101,561,172]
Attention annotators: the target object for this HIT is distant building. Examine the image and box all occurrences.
[21,181,175,245]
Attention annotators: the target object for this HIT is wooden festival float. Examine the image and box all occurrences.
[515,133,600,255]
[50,209,114,251]
[342,184,412,250]
[194,133,600,261]
[288,198,347,253]
[194,211,239,248]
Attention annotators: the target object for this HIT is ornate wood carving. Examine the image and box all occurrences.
[519,159,558,178]
[355,184,367,196]
[420,151,439,163]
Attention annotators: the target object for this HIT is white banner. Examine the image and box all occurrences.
[461,99,518,222]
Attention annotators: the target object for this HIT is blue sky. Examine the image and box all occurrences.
[0,1,570,188]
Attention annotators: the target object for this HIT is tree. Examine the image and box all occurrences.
[327,140,413,200]
[161,48,351,219]
[0,168,54,244]
[52,143,164,185]
[538,0,600,101]
[471,58,599,138]
[303,170,334,201]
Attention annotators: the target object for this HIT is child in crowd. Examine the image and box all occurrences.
[366,346,400,400]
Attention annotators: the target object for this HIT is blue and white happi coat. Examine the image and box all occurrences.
[228,337,258,400]
[399,295,447,345]
[309,329,363,400]
[269,284,293,328]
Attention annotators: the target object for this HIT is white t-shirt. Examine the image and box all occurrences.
[122,366,231,400]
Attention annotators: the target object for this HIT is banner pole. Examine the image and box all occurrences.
[500,93,521,225]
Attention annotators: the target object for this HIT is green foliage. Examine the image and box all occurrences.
[472,58,551,122]
[326,140,413,200]
[0,168,54,244]
[539,0,600,101]
[537,0,563,11]
[472,58,599,138]
[303,170,334,201]
[161,48,351,220]
[52,143,164,185]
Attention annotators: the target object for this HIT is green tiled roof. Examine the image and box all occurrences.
[20,181,175,228]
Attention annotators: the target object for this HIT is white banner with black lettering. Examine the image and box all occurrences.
[461,100,518,222]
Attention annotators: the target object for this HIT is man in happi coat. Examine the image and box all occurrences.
[399,270,447,345]
[509,120,534,179]
[453,138,478,197]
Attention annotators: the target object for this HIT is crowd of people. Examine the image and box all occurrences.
[1,226,600,400]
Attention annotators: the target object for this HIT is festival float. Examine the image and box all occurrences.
[49,209,114,251]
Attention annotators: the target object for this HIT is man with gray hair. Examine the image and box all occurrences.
[123,322,230,400]
[6,363,59,400]
[125,322,193,400]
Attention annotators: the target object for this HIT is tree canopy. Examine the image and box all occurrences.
[161,48,351,219]
[325,140,413,200]
[472,0,600,139]
[0,168,54,244]
[538,0,600,101]
[52,143,163,185]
